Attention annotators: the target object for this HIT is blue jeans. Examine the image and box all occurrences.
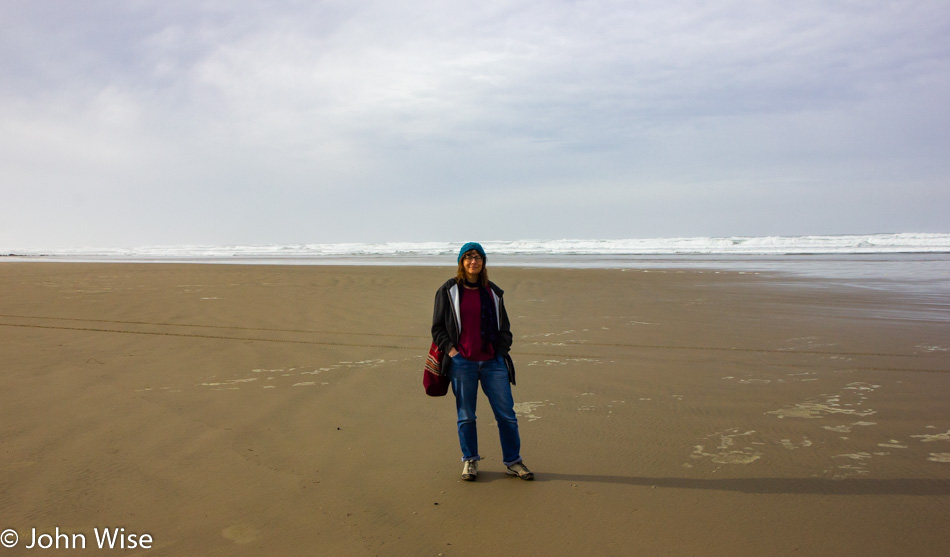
[450,354,522,466]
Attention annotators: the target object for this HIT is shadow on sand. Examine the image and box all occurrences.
[514,473,950,496]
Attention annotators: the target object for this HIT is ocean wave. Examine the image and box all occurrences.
[6,233,950,259]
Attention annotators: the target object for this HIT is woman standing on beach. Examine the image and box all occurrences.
[431,242,533,481]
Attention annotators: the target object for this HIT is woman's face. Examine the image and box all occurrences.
[462,250,483,280]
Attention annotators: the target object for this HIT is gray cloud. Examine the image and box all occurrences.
[2,0,948,247]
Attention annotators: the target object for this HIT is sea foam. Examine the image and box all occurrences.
[7,232,950,259]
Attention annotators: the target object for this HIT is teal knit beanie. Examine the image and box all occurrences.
[457,242,486,263]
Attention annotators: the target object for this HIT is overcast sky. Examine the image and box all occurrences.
[2,0,948,248]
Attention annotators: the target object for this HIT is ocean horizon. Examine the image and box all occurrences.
[4,232,950,324]
[6,232,950,259]
[5,233,950,298]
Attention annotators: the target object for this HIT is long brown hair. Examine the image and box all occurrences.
[456,251,490,288]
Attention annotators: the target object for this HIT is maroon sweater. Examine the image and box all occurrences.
[457,287,496,361]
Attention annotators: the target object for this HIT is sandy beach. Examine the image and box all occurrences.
[1,262,949,556]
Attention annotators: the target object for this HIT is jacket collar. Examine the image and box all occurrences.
[447,281,502,329]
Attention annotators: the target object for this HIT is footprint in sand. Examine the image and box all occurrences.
[780,336,840,350]
[527,358,600,367]
[221,524,261,544]
[822,421,877,434]
[911,429,950,443]
[528,359,566,366]
[724,374,823,385]
[766,382,879,419]
[202,359,394,390]
[832,452,873,478]
[768,402,876,419]
[689,429,763,466]
[197,378,259,390]
[514,401,551,421]
[877,440,908,449]
[522,330,576,339]
[778,437,813,450]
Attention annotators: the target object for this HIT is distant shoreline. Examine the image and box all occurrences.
[4,254,950,302]
[4,233,950,260]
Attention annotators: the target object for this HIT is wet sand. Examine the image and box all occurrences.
[1,263,949,556]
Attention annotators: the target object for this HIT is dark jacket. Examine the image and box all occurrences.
[431,278,516,384]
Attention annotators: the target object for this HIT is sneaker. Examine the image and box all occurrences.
[506,461,534,480]
[461,460,478,481]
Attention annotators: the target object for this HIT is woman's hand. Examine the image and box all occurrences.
[448,348,459,358]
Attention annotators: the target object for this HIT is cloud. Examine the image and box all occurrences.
[1,0,948,247]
